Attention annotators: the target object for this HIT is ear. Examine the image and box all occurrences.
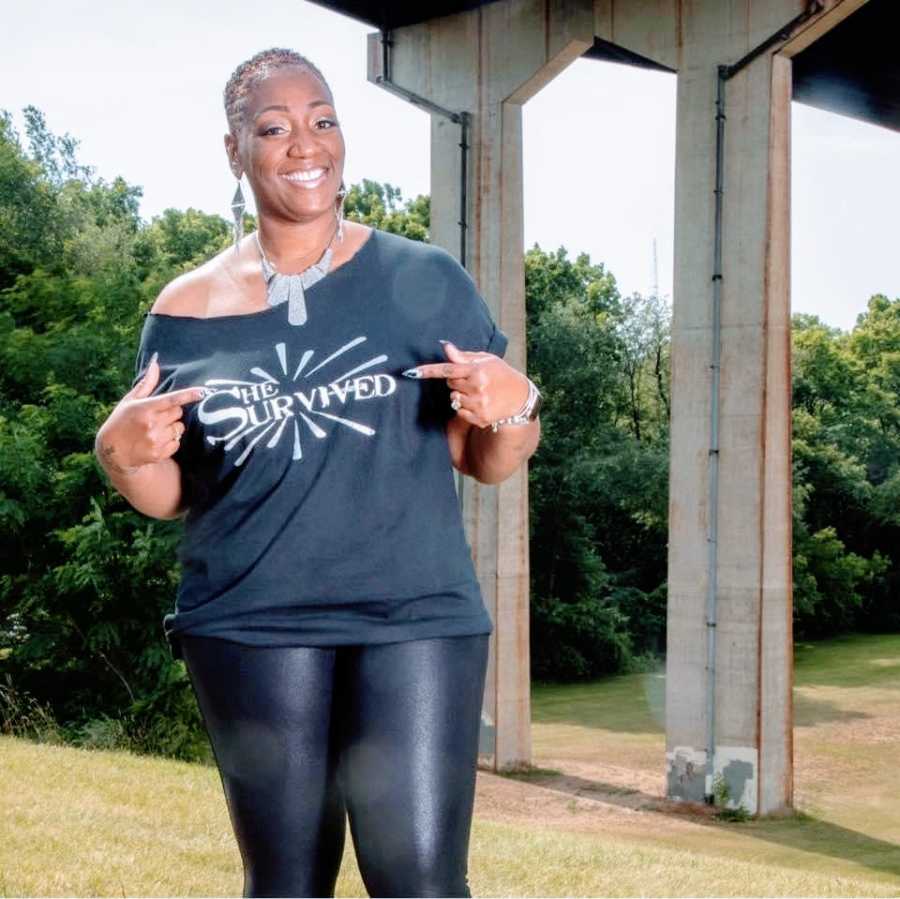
[224,133,241,178]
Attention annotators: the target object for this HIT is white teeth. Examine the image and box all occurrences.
[282,168,326,183]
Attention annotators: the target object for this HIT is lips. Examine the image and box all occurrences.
[280,167,329,187]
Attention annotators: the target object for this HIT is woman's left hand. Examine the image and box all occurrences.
[402,340,530,429]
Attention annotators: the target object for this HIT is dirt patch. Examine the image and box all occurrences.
[473,706,899,841]
[474,755,718,839]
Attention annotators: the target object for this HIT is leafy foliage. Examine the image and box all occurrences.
[0,109,235,759]
[0,112,437,756]
[791,305,900,636]
[0,108,897,756]
[524,247,671,679]
[343,178,429,241]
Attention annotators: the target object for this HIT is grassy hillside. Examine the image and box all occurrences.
[2,633,899,897]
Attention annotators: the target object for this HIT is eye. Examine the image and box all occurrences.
[260,125,286,136]
[315,118,338,130]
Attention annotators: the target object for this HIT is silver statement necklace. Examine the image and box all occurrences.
[255,225,339,326]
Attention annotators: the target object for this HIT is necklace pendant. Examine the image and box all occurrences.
[256,230,336,327]
[287,277,308,326]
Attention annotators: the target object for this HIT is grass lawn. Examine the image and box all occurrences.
[2,632,899,896]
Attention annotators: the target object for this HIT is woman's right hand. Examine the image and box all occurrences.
[95,353,207,477]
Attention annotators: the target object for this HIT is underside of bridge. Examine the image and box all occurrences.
[309,0,895,815]
[792,0,900,131]
[311,0,898,129]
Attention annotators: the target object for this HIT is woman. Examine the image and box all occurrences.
[94,48,541,898]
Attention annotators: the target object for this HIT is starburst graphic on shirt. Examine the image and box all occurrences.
[195,337,396,465]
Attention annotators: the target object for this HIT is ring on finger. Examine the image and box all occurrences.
[171,423,182,442]
[450,392,462,412]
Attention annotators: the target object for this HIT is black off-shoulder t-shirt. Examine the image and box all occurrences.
[131,228,507,659]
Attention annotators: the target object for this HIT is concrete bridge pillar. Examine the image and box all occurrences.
[593,0,862,817]
[663,10,795,816]
[368,0,594,770]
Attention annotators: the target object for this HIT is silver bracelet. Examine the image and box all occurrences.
[489,378,542,432]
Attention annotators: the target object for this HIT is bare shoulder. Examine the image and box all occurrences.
[150,267,212,317]
[150,238,262,318]
[150,250,243,318]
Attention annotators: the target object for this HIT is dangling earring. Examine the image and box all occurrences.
[231,175,246,250]
[335,181,347,242]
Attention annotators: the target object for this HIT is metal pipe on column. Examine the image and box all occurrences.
[374,29,471,266]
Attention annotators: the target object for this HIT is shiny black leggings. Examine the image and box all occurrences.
[179,633,490,899]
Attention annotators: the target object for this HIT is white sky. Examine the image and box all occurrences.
[3,0,898,331]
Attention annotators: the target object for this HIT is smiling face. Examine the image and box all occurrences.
[225,66,345,225]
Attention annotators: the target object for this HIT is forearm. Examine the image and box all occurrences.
[94,436,187,520]
[464,417,541,484]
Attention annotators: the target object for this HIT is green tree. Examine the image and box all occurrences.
[344,178,429,241]
[4,106,898,745]
[524,246,670,679]
[791,302,900,636]
[0,109,437,757]
[0,111,231,757]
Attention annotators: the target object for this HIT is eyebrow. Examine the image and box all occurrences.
[254,100,333,120]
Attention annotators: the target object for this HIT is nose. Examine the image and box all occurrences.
[286,125,319,158]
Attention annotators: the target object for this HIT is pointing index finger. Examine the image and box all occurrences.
[149,386,209,408]
[402,362,471,380]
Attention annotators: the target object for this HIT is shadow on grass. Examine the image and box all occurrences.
[742,812,900,879]
[793,693,871,727]
[504,769,900,880]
